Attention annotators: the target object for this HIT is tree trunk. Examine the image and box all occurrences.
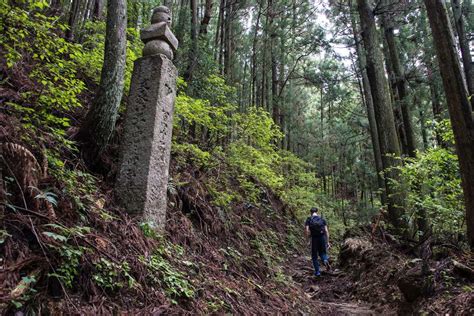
[452,0,474,107]
[357,0,406,231]
[424,0,474,249]
[184,0,198,81]
[92,0,104,20]
[381,2,417,157]
[223,0,233,80]
[199,0,213,35]
[77,0,127,166]
[421,9,445,148]
[251,3,262,107]
[350,2,386,204]
[417,95,429,150]
[269,0,280,127]
[219,0,226,75]
[66,0,80,41]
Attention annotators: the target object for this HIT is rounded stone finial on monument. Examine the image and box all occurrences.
[140,6,178,59]
[151,6,172,26]
[142,40,174,59]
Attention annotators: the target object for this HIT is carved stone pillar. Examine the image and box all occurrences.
[116,6,178,230]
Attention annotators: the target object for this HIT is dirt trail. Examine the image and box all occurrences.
[289,254,380,315]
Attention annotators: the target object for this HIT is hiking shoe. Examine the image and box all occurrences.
[314,271,321,277]
[323,260,331,271]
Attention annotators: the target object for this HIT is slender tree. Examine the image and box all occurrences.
[183,0,198,81]
[349,2,385,203]
[199,0,213,35]
[77,0,127,166]
[451,0,474,107]
[356,0,406,230]
[424,0,474,249]
[380,0,416,157]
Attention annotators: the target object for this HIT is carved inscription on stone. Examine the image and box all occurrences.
[116,6,178,230]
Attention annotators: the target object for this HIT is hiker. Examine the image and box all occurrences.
[305,207,331,276]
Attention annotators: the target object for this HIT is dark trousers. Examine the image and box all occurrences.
[311,236,328,274]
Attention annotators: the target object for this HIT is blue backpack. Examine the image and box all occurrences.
[309,216,325,237]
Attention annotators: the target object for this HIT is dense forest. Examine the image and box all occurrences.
[1,0,473,314]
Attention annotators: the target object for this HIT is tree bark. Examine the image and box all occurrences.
[66,0,80,41]
[199,0,213,35]
[92,0,104,20]
[251,2,262,106]
[349,2,386,204]
[223,0,234,81]
[452,0,474,107]
[269,0,280,127]
[183,0,198,82]
[77,0,127,166]
[380,1,417,157]
[357,0,406,230]
[424,0,474,249]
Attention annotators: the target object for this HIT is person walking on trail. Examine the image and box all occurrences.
[305,207,331,277]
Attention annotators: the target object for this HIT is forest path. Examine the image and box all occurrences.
[289,254,377,315]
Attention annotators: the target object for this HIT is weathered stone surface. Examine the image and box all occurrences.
[140,23,178,51]
[151,6,172,26]
[116,54,177,229]
[140,5,177,59]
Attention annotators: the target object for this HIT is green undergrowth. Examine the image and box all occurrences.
[1,2,345,312]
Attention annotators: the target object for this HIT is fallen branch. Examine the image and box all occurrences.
[452,260,474,281]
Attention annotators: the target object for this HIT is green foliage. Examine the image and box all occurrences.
[172,143,212,169]
[250,230,282,272]
[233,108,283,150]
[206,296,226,313]
[140,243,195,303]
[79,21,142,91]
[397,147,464,236]
[43,224,90,288]
[227,142,283,191]
[1,2,84,145]
[93,258,137,291]
[174,77,235,145]
[207,182,237,208]
[45,149,97,212]
[10,275,38,309]
[278,151,317,211]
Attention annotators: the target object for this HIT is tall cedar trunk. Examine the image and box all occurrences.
[357,0,406,230]
[261,1,269,109]
[219,0,226,75]
[349,3,386,204]
[382,38,407,155]
[269,0,280,127]
[92,0,104,20]
[223,0,233,80]
[279,19,286,148]
[66,0,80,40]
[417,95,429,150]
[184,0,198,81]
[214,0,222,60]
[175,0,188,49]
[67,0,93,41]
[251,3,261,106]
[452,0,474,107]
[199,0,213,35]
[381,0,417,157]
[424,0,474,249]
[421,9,445,147]
[77,0,127,166]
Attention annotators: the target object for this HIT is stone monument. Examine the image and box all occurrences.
[116,6,178,230]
